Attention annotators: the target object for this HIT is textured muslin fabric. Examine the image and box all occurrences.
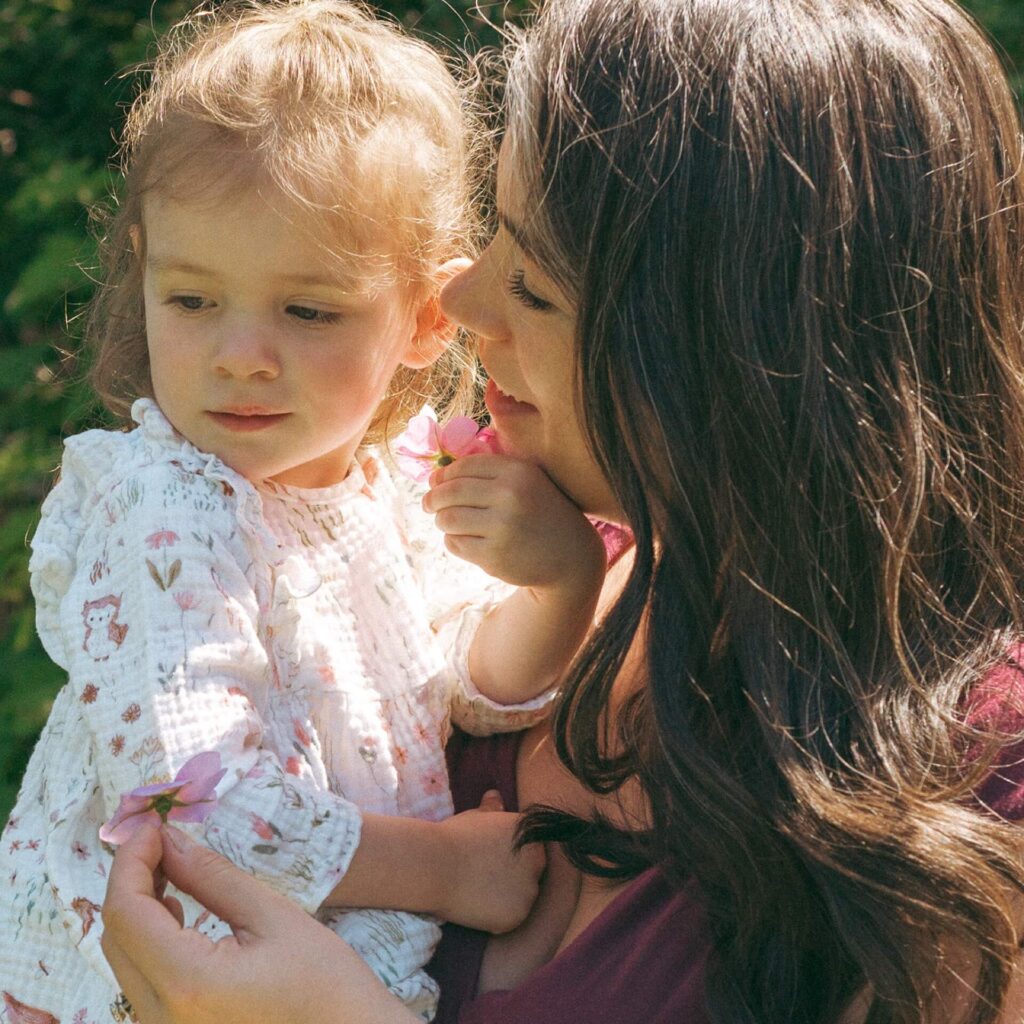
[0,399,554,1023]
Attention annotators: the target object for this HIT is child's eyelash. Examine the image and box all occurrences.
[286,305,342,325]
[507,269,553,312]
[168,295,209,312]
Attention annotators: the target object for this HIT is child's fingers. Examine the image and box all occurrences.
[435,453,515,483]
[423,476,498,514]
[433,505,492,538]
[444,533,488,562]
[478,789,505,812]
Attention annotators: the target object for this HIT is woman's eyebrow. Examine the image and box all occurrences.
[497,211,537,262]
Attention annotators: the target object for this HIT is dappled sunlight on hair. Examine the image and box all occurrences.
[84,0,487,441]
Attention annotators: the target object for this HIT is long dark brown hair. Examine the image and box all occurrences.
[509,0,1024,1020]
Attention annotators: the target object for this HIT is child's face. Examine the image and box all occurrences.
[139,189,430,488]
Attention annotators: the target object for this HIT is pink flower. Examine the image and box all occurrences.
[285,756,303,776]
[174,591,201,612]
[145,530,180,550]
[99,750,226,845]
[393,407,499,483]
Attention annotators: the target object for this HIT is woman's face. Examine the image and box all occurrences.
[440,144,622,521]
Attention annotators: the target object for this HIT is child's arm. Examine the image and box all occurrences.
[320,791,545,934]
[423,453,608,705]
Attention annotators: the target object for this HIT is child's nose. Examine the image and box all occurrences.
[212,320,280,380]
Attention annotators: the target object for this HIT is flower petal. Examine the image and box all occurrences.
[174,751,227,803]
[99,805,163,845]
[394,411,442,457]
[439,417,484,456]
[174,750,223,784]
[470,427,502,455]
[177,767,227,804]
[167,798,219,824]
[393,450,435,483]
[125,778,185,799]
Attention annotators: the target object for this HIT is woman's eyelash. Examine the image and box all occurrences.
[507,269,553,312]
[286,305,342,325]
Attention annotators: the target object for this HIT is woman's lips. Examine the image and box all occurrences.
[484,377,536,417]
[207,410,290,432]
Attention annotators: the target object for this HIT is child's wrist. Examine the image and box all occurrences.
[531,525,607,602]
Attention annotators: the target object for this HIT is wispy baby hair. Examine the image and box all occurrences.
[85,0,480,437]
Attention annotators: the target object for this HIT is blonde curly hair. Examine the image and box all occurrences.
[85,0,484,441]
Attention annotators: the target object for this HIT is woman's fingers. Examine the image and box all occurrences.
[156,826,294,942]
[101,823,182,1020]
[162,893,186,927]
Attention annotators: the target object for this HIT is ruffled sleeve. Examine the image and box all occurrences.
[382,455,558,736]
[29,425,129,667]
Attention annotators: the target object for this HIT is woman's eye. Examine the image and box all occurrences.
[169,294,210,312]
[507,269,554,312]
[287,304,341,325]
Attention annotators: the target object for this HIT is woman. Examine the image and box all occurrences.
[101,0,1024,1020]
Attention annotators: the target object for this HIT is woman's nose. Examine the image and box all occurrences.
[212,321,280,380]
[440,258,505,340]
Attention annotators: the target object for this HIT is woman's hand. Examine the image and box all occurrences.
[101,823,419,1024]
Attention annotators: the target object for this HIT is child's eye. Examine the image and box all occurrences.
[507,269,554,312]
[286,304,342,325]
[168,294,211,313]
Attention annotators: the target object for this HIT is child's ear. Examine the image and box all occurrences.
[400,258,472,370]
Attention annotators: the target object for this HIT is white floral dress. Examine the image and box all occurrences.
[0,399,553,1023]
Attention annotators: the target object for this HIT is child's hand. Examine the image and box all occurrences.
[423,454,605,593]
[437,790,546,934]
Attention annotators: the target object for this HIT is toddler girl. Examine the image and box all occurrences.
[0,2,607,1021]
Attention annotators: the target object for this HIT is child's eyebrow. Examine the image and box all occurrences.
[146,255,217,277]
[146,256,354,291]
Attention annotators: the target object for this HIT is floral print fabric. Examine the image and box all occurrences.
[0,399,553,1023]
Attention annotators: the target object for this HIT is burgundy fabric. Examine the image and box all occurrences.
[429,649,1024,1024]
[966,645,1024,820]
[429,729,711,1024]
[429,730,522,1021]
[452,868,710,1024]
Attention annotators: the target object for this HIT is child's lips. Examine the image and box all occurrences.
[207,408,291,432]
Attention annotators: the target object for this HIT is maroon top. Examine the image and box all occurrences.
[429,651,1024,1024]
[429,730,711,1024]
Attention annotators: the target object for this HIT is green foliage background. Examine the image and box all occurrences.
[0,0,1021,825]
